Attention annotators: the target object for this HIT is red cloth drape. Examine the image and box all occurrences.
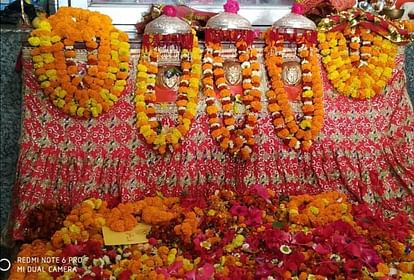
[9,50,414,240]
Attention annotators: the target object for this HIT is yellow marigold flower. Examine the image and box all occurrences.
[140,125,153,137]
[376,80,386,89]
[328,71,340,81]
[28,36,41,46]
[91,107,99,117]
[108,93,118,102]
[147,77,156,85]
[232,234,245,247]
[134,95,145,102]
[54,98,65,108]
[110,32,119,39]
[119,62,129,71]
[32,55,43,63]
[69,104,78,115]
[33,62,44,68]
[137,64,147,72]
[303,90,313,98]
[118,48,129,56]
[50,35,61,43]
[119,41,129,49]
[382,67,393,79]
[167,248,177,265]
[39,20,51,31]
[40,80,49,87]
[154,134,166,146]
[111,51,119,60]
[76,107,84,117]
[115,80,126,87]
[299,119,312,130]
[320,49,330,56]
[107,73,116,80]
[187,89,197,99]
[108,66,118,74]
[137,112,148,122]
[55,89,66,99]
[309,206,319,215]
[45,69,57,78]
[317,32,326,42]
[183,259,193,271]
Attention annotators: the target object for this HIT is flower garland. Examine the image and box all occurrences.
[264,31,324,151]
[318,26,398,99]
[202,38,261,160]
[135,30,201,155]
[27,7,130,118]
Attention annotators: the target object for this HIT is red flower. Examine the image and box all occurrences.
[119,269,133,280]
[314,260,339,276]
[229,203,248,217]
[251,184,270,203]
[294,231,313,245]
[344,259,363,278]
[245,208,263,226]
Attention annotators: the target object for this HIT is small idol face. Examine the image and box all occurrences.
[158,66,181,90]
[224,61,242,86]
[282,61,302,86]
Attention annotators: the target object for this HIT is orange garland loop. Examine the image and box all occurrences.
[202,39,262,160]
[27,7,130,118]
[134,31,201,155]
[264,32,324,151]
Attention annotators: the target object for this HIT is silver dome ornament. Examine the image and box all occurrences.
[272,13,317,32]
[144,6,192,35]
[206,12,252,31]
[204,0,255,44]
[142,5,193,49]
[269,3,317,44]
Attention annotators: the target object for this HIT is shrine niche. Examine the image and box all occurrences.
[264,4,324,151]
[202,0,261,160]
[135,6,201,154]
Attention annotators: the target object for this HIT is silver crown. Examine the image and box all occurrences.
[144,14,192,35]
[206,12,252,30]
[272,13,316,31]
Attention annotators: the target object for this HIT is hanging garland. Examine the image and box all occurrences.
[202,29,261,160]
[318,26,398,99]
[264,27,324,151]
[135,30,201,155]
[317,9,405,100]
[27,7,130,118]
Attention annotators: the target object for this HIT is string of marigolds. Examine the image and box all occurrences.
[135,30,201,154]
[27,7,130,118]
[203,40,261,160]
[318,26,397,99]
[264,34,324,151]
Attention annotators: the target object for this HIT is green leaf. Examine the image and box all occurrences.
[272,221,285,229]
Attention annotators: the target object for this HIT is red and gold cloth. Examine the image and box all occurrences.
[9,50,414,240]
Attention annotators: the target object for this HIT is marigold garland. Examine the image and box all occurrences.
[135,30,201,154]
[27,7,130,118]
[202,39,261,160]
[318,26,398,99]
[264,32,324,151]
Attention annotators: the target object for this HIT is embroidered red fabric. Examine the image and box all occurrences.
[8,51,414,240]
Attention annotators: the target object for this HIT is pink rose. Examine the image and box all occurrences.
[224,0,240,14]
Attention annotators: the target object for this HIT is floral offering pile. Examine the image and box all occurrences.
[9,187,414,280]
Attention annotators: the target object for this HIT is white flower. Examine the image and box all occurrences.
[241,61,251,69]
[280,244,292,254]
